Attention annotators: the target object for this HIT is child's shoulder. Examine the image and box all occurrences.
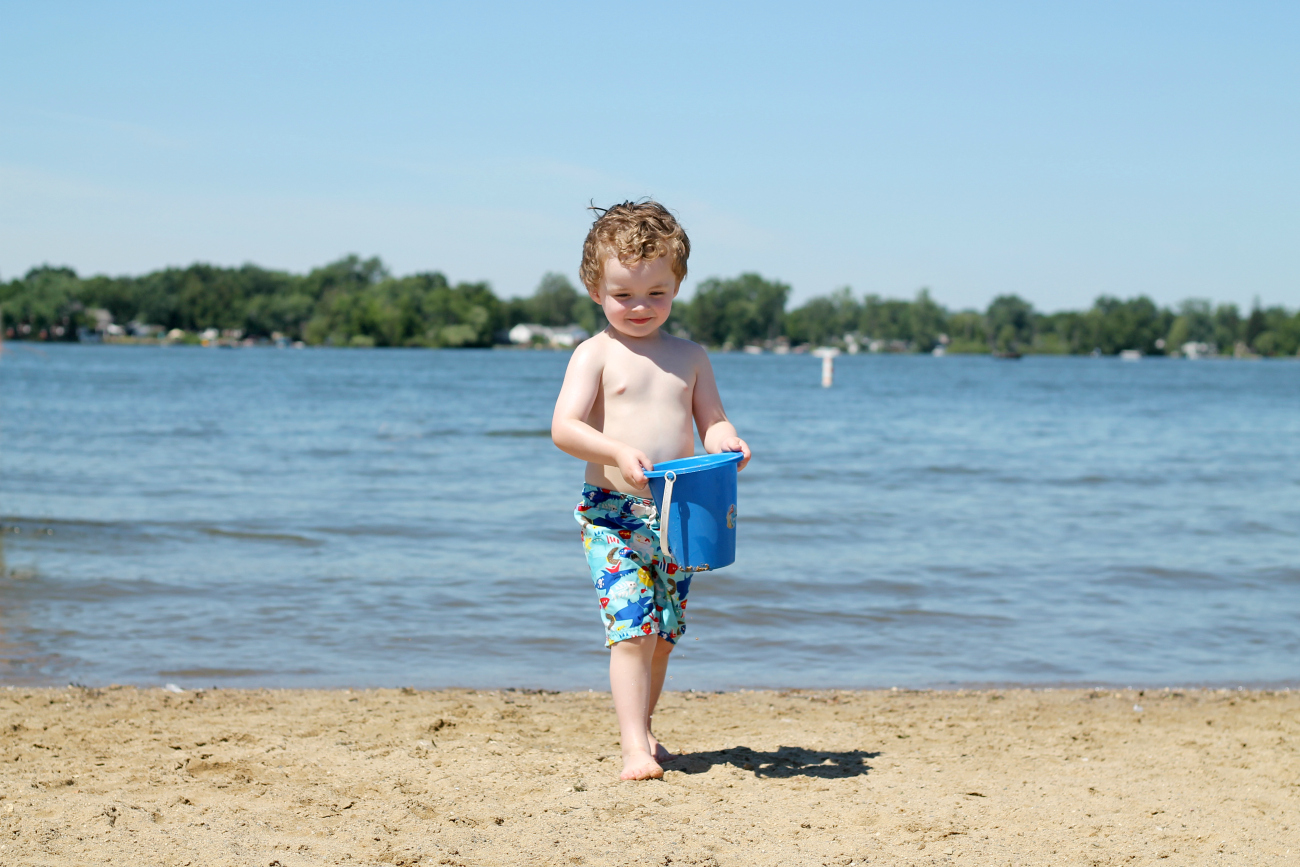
[570,329,614,364]
[659,332,710,365]
[564,329,620,380]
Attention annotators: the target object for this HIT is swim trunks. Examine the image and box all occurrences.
[574,484,690,647]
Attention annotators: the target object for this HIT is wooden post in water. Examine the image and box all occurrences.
[812,347,840,387]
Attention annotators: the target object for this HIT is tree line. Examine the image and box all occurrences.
[2,256,1297,356]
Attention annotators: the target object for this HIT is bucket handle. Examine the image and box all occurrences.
[658,470,676,561]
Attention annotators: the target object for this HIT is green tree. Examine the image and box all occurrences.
[986,295,1036,353]
[301,255,389,300]
[908,288,946,351]
[6,254,1296,360]
[244,290,316,338]
[1166,316,1190,352]
[1245,300,1267,347]
[785,286,860,346]
[859,295,914,343]
[681,273,789,348]
[1076,296,1168,355]
[529,273,583,326]
[1249,305,1300,356]
[1212,303,1242,352]
[0,266,83,338]
[506,273,606,335]
[302,271,502,347]
[1163,299,1215,354]
[945,310,989,353]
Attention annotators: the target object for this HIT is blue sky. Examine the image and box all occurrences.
[2,1,1296,311]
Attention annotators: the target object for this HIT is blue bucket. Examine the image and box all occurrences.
[644,452,743,572]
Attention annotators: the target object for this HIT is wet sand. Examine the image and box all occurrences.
[0,686,1296,865]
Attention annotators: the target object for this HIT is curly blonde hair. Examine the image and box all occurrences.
[579,200,690,292]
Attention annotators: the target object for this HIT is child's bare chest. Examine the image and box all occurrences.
[601,356,693,406]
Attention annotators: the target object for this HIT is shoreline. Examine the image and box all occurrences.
[7,340,1298,358]
[7,674,1299,691]
[2,686,1295,865]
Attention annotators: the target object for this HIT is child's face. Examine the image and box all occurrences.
[589,255,680,339]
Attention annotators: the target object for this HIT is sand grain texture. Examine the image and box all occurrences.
[0,686,1296,865]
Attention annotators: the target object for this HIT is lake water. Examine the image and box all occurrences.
[2,345,1297,690]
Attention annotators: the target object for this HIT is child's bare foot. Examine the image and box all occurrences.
[647,732,675,763]
[620,751,664,781]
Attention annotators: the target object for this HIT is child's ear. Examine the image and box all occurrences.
[672,280,683,298]
[586,284,603,304]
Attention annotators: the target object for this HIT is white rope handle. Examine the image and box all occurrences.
[658,470,676,561]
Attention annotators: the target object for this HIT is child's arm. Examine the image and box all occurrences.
[691,347,751,470]
[551,340,655,487]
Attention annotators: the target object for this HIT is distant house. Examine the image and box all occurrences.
[87,308,114,331]
[127,321,163,338]
[508,323,589,348]
[508,323,543,344]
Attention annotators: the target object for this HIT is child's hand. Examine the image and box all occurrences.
[617,447,654,489]
[721,437,751,471]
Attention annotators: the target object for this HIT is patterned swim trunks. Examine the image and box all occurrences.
[575,484,690,647]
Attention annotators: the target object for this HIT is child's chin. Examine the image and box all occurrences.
[617,320,658,335]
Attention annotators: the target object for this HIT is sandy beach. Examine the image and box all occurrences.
[0,686,1295,866]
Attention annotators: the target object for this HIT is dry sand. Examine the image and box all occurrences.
[0,686,1296,866]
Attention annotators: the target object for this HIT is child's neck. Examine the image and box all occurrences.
[607,325,664,345]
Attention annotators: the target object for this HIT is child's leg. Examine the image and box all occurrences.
[646,638,674,761]
[609,635,663,780]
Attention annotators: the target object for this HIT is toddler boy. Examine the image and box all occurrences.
[551,201,750,780]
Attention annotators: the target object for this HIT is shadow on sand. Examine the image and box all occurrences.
[668,745,878,779]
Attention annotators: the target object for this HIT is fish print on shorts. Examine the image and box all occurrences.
[575,484,688,647]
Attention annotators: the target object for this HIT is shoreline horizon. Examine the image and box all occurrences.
[7,680,1299,693]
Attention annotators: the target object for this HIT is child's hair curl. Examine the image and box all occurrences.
[579,200,690,292]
